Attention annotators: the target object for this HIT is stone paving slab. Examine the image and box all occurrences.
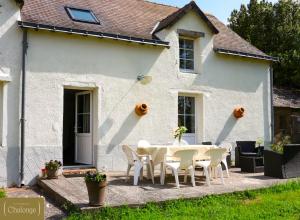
[38,168,289,211]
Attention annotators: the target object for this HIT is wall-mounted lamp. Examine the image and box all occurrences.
[137,74,152,85]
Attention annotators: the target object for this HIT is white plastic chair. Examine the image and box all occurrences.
[195,148,227,185]
[122,145,154,185]
[138,140,151,147]
[160,150,198,188]
[218,142,233,177]
[172,139,189,146]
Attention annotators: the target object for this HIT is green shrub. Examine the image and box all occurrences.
[0,188,6,198]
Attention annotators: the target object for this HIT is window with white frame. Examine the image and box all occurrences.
[178,96,195,134]
[179,38,194,71]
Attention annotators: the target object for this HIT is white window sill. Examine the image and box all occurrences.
[179,69,198,74]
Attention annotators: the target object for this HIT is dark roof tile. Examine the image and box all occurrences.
[20,0,271,60]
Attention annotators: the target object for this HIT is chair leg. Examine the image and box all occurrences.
[173,168,180,188]
[140,167,143,181]
[125,164,131,182]
[203,167,210,186]
[149,161,155,184]
[134,164,142,186]
[189,168,195,187]
[218,165,225,185]
[222,159,230,178]
[184,169,188,183]
[160,163,166,185]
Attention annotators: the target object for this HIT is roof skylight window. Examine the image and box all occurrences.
[65,7,100,24]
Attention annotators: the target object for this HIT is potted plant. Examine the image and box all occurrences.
[174,126,188,145]
[85,171,107,206]
[264,135,299,179]
[45,160,62,179]
[255,137,264,156]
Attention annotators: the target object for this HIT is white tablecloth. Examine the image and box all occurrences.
[137,145,216,166]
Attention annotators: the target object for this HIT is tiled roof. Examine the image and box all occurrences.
[20,0,274,60]
[274,88,300,109]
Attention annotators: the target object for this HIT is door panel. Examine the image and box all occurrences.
[75,92,93,164]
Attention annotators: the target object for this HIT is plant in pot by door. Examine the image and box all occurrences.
[85,171,107,206]
[174,126,188,145]
[45,160,62,179]
[255,137,264,156]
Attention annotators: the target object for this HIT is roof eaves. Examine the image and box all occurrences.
[214,48,279,62]
[18,21,170,48]
[153,1,219,35]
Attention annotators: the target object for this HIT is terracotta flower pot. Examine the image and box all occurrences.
[234,107,245,118]
[85,180,107,206]
[135,103,148,116]
[46,169,59,179]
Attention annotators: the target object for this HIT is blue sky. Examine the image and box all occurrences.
[149,0,278,23]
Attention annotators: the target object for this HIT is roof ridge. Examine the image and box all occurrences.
[143,0,180,9]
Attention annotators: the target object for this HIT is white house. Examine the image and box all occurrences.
[0,0,276,186]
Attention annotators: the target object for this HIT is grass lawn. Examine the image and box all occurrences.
[67,180,300,220]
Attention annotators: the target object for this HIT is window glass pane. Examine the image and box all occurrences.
[185,116,195,133]
[185,60,194,70]
[83,94,90,113]
[178,115,185,127]
[69,8,98,23]
[185,97,195,115]
[179,39,184,48]
[185,40,194,49]
[179,59,185,69]
[77,114,90,133]
[77,95,83,114]
[185,50,194,59]
[180,49,186,59]
[178,96,185,114]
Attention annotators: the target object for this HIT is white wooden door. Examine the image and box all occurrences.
[75,91,93,164]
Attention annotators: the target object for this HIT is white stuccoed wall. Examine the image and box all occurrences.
[0,0,22,187]
[0,8,272,185]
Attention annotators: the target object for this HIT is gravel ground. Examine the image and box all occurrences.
[6,186,67,220]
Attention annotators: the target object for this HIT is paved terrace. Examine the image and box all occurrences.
[38,168,288,211]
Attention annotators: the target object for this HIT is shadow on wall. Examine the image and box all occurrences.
[5,147,20,187]
[215,114,237,144]
[106,110,140,153]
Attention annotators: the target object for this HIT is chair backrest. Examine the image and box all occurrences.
[236,141,256,153]
[173,150,198,169]
[206,148,227,167]
[173,139,189,146]
[138,140,151,147]
[122,145,139,165]
[202,141,212,145]
[219,142,233,153]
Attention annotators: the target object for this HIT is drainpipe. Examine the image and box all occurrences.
[20,29,28,186]
[270,64,274,144]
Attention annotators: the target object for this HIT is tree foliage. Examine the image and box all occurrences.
[228,0,300,88]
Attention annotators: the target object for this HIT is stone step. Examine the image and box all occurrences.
[63,168,97,178]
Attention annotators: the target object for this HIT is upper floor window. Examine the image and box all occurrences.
[179,38,194,72]
[66,7,100,24]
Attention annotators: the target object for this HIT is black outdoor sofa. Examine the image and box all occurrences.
[264,144,300,179]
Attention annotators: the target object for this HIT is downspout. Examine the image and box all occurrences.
[20,29,28,186]
[270,64,274,144]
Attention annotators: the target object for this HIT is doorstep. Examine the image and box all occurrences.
[63,167,97,178]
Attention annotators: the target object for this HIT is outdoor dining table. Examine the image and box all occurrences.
[137,145,217,180]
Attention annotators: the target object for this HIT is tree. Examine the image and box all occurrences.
[228,0,300,89]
